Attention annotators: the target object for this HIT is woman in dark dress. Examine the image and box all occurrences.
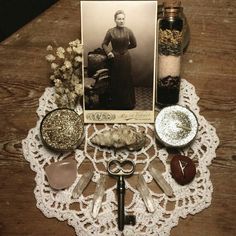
[102,10,137,110]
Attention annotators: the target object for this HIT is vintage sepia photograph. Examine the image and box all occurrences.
[82,1,157,123]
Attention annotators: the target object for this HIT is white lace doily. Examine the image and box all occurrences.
[22,79,219,236]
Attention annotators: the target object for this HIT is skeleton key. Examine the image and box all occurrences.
[107,159,136,231]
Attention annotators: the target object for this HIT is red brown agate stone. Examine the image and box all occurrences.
[170,155,196,185]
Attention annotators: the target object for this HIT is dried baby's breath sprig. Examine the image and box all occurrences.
[46,45,53,51]
[45,54,55,62]
[46,39,83,109]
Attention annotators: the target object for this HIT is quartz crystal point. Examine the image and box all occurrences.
[91,175,107,218]
[137,174,155,213]
[72,171,93,198]
[148,160,173,197]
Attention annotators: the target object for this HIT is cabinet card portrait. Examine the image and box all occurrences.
[81,1,157,123]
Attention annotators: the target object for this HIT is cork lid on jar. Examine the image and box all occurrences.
[164,0,181,8]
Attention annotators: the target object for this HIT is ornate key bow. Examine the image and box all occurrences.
[107,159,136,231]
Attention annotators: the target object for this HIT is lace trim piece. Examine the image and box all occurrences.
[22,79,219,236]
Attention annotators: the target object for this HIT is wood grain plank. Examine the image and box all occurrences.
[0,0,235,235]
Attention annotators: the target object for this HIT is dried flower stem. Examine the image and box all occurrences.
[46,39,83,109]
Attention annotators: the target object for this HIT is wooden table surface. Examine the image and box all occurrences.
[0,0,235,235]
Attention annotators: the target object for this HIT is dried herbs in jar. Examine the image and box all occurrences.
[157,0,183,107]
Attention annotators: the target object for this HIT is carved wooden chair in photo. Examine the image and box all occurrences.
[84,48,111,109]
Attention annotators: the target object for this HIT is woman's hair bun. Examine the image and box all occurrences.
[114,10,125,20]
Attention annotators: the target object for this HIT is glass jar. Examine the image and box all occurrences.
[156,0,185,107]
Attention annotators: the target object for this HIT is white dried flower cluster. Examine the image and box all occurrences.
[46,39,83,109]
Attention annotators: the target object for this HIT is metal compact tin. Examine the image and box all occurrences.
[40,108,84,152]
[154,105,198,148]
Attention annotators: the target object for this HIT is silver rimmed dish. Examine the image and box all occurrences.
[40,108,84,152]
[155,105,198,148]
